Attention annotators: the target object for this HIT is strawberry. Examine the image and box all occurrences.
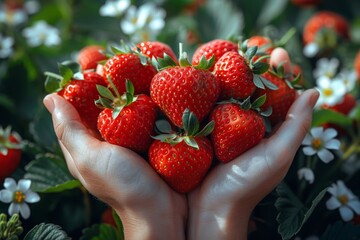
[209,97,267,163]
[45,62,106,132]
[303,11,349,47]
[136,41,178,64]
[77,45,107,71]
[150,44,220,127]
[354,51,360,80]
[253,69,297,126]
[214,41,277,101]
[0,126,22,181]
[247,35,274,56]
[96,79,158,153]
[322,93,356,115]
[192,39,238,71]
[149,109,214,193]
[103,45,157,96]
[101,208,117,228]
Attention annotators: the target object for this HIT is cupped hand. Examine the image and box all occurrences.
[43,94,186,240]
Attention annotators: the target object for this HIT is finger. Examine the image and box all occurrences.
[266,89,319,165]
[269,47,293,75]
[43,93,101,157]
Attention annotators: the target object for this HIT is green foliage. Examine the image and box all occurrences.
[23,223,70,240]
[320,221,360,240]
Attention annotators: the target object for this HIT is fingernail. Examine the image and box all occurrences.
[309,88,320,108]
[43,95,55,113]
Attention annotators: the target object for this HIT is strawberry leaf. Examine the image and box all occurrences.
[194,55,215,70]
[253,75,265,89]
[182,108,199,136]
[97,85,115,100]
[152,133,177,142]
[152,53,178,71]
[112,106,124,119]
[252,62,269,75]
[184,137,199,150]
[24,223,70,240]
[195,120,214,137]
[260,106,272,117]
[44,74,62,93]
[155,120,173,134]
[259,76,278,90]
[245,46,258,61]
[58,63,74,84]
[252,94,266,109]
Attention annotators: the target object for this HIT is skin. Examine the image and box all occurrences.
[43,48,319,240]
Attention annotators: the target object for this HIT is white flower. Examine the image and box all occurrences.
[120,3,165,42]
[335,69,357,92]
[326,180,360,222]
[313,58,340,79]
[99,0,130,17]
[0,34,14,58]
[302,127,341,163]
[303,42,319,58]
[0,9,27,25]
[22,20,61,47]
[315,76,346,108]
[0,178,40,219]
[297,167,315,184]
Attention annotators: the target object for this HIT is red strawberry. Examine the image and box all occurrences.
[253,70,297,126]
[97,80,158,153]
[354,51,360,80]
[322,93,356,115]
[192,39,238,71]
[149,109,214,193]
[0,126,22,181]
[150,46,219,127]
[214,41,276,101]
[77,45,107,71]
[103,48,157,95]
[247,35,274,56]
[45,62,106,132]
[137,41,178,63]
[101,208,117,228]
[209,98,266,163]
[303,11,349,46]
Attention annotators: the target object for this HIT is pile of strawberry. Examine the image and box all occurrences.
[45,38,300,193]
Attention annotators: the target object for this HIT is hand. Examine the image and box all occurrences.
[187,47,319,240]
[43,94,187,240]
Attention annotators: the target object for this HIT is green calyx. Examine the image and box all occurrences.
[269,65,303,90]
[218,95,272,117]
[314,27,339,50]
[238,40,278,91]
[95,77,138,119]
[44,61,82,93]
[0,126,22,156]
[0,213,23,240]
[152,109,214,150]
[152,42,215,71]
[110,40,150,66]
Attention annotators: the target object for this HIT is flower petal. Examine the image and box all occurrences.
[302,134,313,145]
[0,190,13,203]
[4,178,17,191]
[323,128,337,141]
[326,197,341,210]
[297,167,315,184]
[339,206,354,221]
[303,43,319,58]
[18,179,31,192]
[302,146,317,156]
[19,203,31,219]
[347,200,360,214]
[325,139,341,150]
[8,203,20,216]
[310,127,324,138]
[317,149,334,163]
[25,191,40,203]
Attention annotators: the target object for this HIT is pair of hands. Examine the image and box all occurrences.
[43,49,319,240]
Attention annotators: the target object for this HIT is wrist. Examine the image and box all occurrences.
[188,199,252,240]
[114,195,186,240]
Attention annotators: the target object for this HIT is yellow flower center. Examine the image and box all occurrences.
[323,88,333,97]
[311,138,323,150]
[13,191,26,203]
[338,195,349,205]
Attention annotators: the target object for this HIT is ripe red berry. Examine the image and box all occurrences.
[137,41,178,63]
[0,127,22,181]
[77,45,107,70]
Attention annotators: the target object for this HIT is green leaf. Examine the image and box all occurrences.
[320,221,360,240]
[245,46,258,61]
[155,120,173,134]
[275,182,327,240]
[195,120,215,137]
[58,63,73,83]
[260,76,278,90]
[24,154,80,193]
[349,104,360,120]
[252,62,270,75]
[125,79,135,96]
[61,61,81,74]
[182,109,199,136]
[112,209,125,240]
[97,85,114,100]
[184,137,199,149]
[312,109,353,127]
[24,223,70,240]
[80,223,119,240]
[152,53,178,71]
[253,75,265,89]
[252,94,266,109]
[44,75,62,93]
[194,55,215,70]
